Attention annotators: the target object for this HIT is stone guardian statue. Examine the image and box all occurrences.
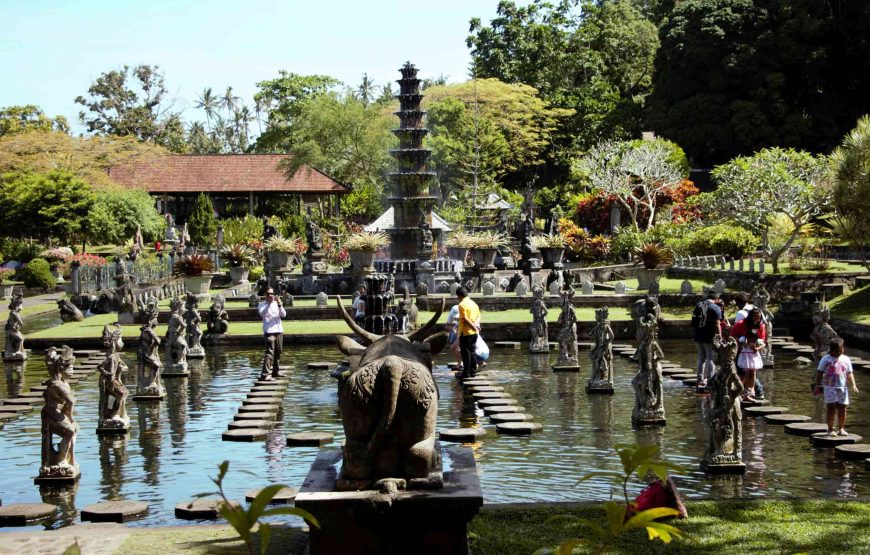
[631,314,666,426]
[37,345,80,484]
[184,291,205,358]
[552,288,579,371]
[587,307,614,394]
[164,296,189,375]
[810,303,839,366]
[134,298,165,400]
[207,295,229,335]
[702,334,745,474]
[97,324,130,434]
[3,292,27,361]
[529,288,549,353]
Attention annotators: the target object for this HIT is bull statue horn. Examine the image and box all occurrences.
[407,297,444,343]
[336,296,380,346]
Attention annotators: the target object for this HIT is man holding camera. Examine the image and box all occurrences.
[258,288,286,380]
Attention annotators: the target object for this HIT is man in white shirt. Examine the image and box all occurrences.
[258,288,286,380]
[351,285,366,324]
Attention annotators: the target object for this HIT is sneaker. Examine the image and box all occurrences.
[698,379,708,388]
[839,429,849,436]
[827,430,837,437]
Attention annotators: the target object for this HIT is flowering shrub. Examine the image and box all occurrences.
[558,219,612,263]
[0,267,14,284]
[58,253,107,277]
[39,247,74,264]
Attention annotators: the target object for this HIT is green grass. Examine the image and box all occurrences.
[469,499,870,554]
[0,301,59,320]
[730,258,867,275]
[605,277,711,294]
[829,285,870,325]
[118,523,306,555]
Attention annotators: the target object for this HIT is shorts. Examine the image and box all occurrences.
[824,387,849,405]
[448,331,457,344]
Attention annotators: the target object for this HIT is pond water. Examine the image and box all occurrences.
[3,337,870,531]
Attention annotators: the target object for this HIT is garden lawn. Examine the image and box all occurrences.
[0,301,58,320]
[829,285,870,325]
[606,277,710,294]
[731,258,868,275]
[469,499,870,554]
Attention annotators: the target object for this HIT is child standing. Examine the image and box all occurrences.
[815,338,859,436]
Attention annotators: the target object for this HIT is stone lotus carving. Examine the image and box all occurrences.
[165,296,188,372]
[207,295,229,335]
[39,346,79,481]
[529,288,549,353]
[135,298,165,399]
[632,314,665,425]
[97,324,129,432]
[333,297,448,493]
[587,307,614,392]
[3,291,27,361]
[703,335,744,471]
[184,292,205,358]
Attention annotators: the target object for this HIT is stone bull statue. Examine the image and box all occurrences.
[334,297,449,493]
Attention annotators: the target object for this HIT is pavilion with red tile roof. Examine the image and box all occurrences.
[108,154,350,221]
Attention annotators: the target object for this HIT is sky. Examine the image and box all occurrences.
[0,0,507,133]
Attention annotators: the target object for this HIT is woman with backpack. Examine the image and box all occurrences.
[692,291,725,388]
[730,307,767,401]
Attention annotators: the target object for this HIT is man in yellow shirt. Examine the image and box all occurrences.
[456,287,481,378]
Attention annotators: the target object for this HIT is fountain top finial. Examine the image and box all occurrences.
[400,62,418,79]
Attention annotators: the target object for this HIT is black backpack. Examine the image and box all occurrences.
[691,300,710,329]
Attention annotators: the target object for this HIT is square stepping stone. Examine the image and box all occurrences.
[438,428,486,442]
[80,501,149,523]
[286,432,334,447]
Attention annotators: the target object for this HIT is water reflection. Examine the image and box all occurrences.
[165,378,188,445]
[39,483,77,529]
[587,394,612,450]
[98,435,128,499]
[137,402,162,486]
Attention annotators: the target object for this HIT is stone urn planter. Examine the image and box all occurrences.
[636,268,665,290]
[539,247,565,269]
[470,248,498,269]
[183,273,214,295]
[228,266,250,285]
[348,250,377,272]
[0,284,13,300]
[49,265,65,284]
[268,251,292,272]
[446,247,469,264]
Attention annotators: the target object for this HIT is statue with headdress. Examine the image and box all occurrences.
[810,302,838,366]
[207,295,229,335]
[587,307,614,393]
[97,324,130,433]
[305,207,323,254]
[552,287,579,370]
[529,287,549,353]
[632,314,666,425]
[134,297,165,400]
[165,296,189,374]
[37,345,80,483]
[185,291,205,358]
[702,334,745,473]
[3,291,27,361]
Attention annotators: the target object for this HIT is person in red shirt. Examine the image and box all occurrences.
[730,308,766,401]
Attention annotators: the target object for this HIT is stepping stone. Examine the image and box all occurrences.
[0,503,57,525]
[307,362,334,370]
[247,391,284,400]
[493,341,521,349]
[496,422,543,435]
[482,405,526,416]
[238,404,279,414]
[80,500,149,523]
[490,413,534,424]
[438,428,487,442]
[810,432,863,447]
[477,398,518,407]
[0,412,18,421]
[29,386,46,392]
[1,398,37,406]
[835,443,870,461]
[661,367,687,376]
[228,420,274,430]
[175,499,241,520]
[245,486,297,504]
[682,378,698,386]
[785,422,829,436]
[0,405,33,414]
[743,405,788,417]
[740,398,771,407]
[660,363,682,369]
[764,414,811,425]
[461,381,495,388]
[552,364,580,372]
[234,412,276,421]
[668,374,695,381]
[251,385,286,392]
[468,385,504,393]
[472,391,512,400]
[222,428,268,441]
[286,432,333,447]
[16,392,44,400]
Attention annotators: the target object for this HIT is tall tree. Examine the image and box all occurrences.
[75,64,187,152]
[356,73,376,106]
[832,115,870,269]
[0,105,69,137]
[187,193,218,246]
[194,87,220,131]
[0,171,95,244]
[649,0,870,166]
[253,72,340,152]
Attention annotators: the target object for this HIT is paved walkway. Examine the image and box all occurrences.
[0,523,130,555]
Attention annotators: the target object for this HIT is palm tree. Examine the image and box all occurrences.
[195,87,219,131]
[221,86,241,115]
[357,73,375,106]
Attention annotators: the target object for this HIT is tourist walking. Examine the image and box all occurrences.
[815,338,859,436]
[734,294,765,398]
[729,307,766,401]
[456,287,481,379]
[351,285,366,325]
[692,291,725,388]
[258,288,286,380]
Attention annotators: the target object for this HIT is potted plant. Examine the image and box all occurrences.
[633,242,674,290]
[467,231,509,269]
[444,231,475,263]
[221,243,258,284]
[0,268,15,300]
[344,232,389,271]
[264,235,304,272]
[40,247,73,283]
[531,233,566,269]
[173,254,216,294]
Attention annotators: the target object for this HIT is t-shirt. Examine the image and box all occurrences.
[458,297,480,336]
[818,354,853,389]
[446,305,459,330]
[693,300,723,343]
[351,295,366,318]
[734,303,755,323]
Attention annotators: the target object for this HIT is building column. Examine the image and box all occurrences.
[249,191,254,215]
[162,193,168,214]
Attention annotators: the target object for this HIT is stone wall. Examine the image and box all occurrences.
[667,267,868,300]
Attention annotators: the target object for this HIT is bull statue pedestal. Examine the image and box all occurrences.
[294,294,483,555]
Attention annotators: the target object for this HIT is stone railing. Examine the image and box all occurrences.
[70,257,173,295]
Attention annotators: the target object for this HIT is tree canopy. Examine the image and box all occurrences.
[0,105,69,137]
[832,115,870,267]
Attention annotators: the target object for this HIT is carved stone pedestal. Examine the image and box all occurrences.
[296,446,483,555]
[700,459,746,475]
[96,417,131,436]
[161,365,189,378]
[34,464,80,486]
[585,380,614,394]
